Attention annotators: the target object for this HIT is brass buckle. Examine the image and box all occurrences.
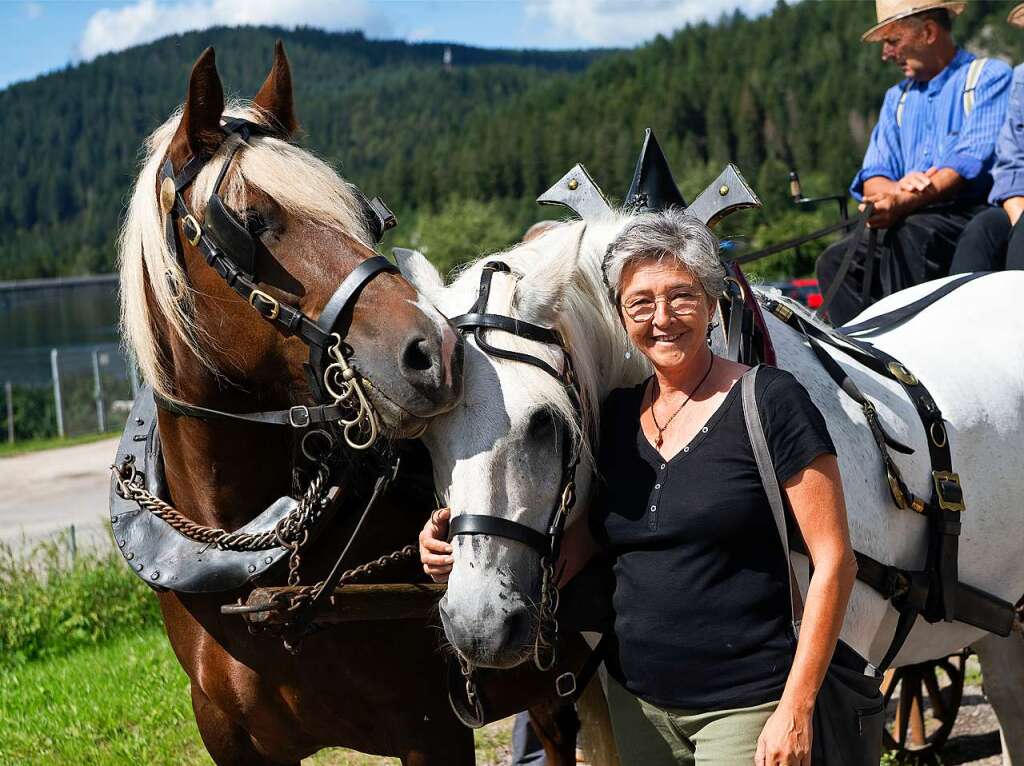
[933,470,965,512]
[887,361,918,386]
[771,302,793,322]
[249,289,280,320]
[183,214,202,246]
[886,467,909,510]
[929,421,947,449]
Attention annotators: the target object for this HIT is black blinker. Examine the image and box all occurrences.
[206,193,257,278]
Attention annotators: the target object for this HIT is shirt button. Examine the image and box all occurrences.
[655,484,661,490]
[650,506,656,511]
[702,426,709,433]
[660,463,666,470]
[683,446,690,452]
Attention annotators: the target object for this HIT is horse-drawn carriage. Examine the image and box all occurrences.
[110,43,1024,765]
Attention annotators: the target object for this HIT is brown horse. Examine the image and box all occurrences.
[118,44,587,765]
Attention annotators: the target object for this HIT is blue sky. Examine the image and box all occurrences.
[1,0,778,90]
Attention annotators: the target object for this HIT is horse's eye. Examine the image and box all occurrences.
[243,209,269,236]
[525,408,557,443]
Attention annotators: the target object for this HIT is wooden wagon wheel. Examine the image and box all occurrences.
[881,651,967,756]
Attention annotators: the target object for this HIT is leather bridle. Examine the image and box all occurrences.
[158,116,398,450]
[446,260,583,674]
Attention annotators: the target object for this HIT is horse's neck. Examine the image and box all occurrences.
[158,413,296,530]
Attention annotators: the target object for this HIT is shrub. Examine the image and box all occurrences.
[0,538,162,667]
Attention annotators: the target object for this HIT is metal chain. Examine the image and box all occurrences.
[532,481,575,673]
[270,543,419,616]
[457,652,478,708]
[111,457,334,554]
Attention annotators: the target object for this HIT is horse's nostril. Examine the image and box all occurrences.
[402,337,434,373]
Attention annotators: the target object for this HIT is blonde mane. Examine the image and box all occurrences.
[118,102,372,397]
[447,216,650,467]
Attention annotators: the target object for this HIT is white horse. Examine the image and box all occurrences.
[397,216,1024,762]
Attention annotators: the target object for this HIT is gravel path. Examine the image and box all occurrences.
[942,683,1003,766]
[0,437,118,550]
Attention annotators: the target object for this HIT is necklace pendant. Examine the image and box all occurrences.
[655,432,664,449]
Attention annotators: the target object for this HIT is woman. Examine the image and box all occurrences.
[421,211,858,765]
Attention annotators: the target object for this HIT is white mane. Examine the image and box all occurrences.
[118,101,371,396]
[445,215,651,465]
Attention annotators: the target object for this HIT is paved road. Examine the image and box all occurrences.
[0,437,119,550]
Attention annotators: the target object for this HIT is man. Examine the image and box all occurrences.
[817,0,1010,326]
[951,2,1024,273]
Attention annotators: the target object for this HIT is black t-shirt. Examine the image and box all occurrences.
[590,366,835,710]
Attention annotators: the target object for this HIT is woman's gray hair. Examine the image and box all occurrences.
[602,209,725,304]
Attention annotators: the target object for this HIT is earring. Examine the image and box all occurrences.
[624,349,632,360]
[706,321,718,348]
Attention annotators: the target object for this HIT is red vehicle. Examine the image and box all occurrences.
[764,277,823,309]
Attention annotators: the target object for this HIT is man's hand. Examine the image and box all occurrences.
[1003,196,1024,227]
[419,508,454,582]
[860,190,913,228]
[898,169,935,192]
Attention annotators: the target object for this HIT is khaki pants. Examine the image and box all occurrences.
[605,672,778,766]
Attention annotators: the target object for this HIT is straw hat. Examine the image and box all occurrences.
[1009,3,1024,27]
[862,0,967,42]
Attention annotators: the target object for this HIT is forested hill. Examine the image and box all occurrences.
[3,2,1024,281]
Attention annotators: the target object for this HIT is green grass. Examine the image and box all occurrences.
[0,627,513,765]
[0,545,513,764]
[0,431,116,458]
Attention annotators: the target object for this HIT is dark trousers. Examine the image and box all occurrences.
[949,206,1024,272]
[815,206,981,326]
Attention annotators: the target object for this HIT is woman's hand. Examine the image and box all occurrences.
[419,508,454,583]
[755,703,813,766]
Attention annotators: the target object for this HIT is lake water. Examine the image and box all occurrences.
[0,277,121,385]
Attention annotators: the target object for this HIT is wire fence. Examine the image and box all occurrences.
[1,343,138,443]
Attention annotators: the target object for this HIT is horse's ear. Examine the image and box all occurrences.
[171,47,225,165]
[253,40,298,137]
[514,224,585,325]
[394,247,445,300]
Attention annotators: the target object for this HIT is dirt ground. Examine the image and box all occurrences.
[0,436,118,550]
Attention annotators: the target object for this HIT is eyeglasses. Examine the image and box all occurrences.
[621,291,703,323]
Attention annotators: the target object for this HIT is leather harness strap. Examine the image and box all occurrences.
[446,514,551,557]
[758,289,1015,651]
[839,271,993,337]
[157,117,398,428]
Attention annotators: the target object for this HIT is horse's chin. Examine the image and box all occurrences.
[468,646,533,671]
[366,393,432,438]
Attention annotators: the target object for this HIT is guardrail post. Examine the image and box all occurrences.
[128,360,140,399]
[4,381,13,444]
[68,524,77,562]
[92,349,106,433]
[50,348,65,438]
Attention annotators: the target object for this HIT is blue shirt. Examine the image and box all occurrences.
[989,64,1024,204]
[851,48,1011,203]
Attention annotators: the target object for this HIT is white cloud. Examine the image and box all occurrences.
[78,0,393,60]
[525,0,778,46]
